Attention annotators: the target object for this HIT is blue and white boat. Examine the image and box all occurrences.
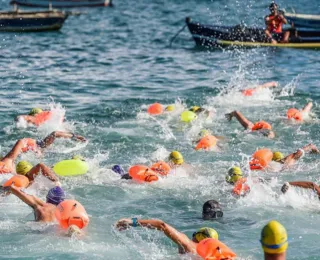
[284,12,320,29]
[10,0,111,8]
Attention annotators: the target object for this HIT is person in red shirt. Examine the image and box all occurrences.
[265,2,289,44]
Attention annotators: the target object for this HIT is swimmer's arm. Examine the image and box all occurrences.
[279,14,288,24]
[225,110,254,130]
[282,144,320,166]
[284,182,320,196]
[3,139,29,161]
[25,163,59,182]
[16,115,37,124]
[39,131,87,148]
[301,102,313,114]
[9,185,44,208]
[116,219,195,253]
[255,81,278,90]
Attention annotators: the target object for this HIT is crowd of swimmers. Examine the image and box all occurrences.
[1,80,318,259]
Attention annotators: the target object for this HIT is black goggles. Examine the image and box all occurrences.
[202,208,223,219]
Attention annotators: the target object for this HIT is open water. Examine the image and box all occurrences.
[0,0,319,259]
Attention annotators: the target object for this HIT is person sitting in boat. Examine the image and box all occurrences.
[265,2,290,44]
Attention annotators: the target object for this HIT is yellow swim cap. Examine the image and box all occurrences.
[261,220,288,254]
[225,167,243,184]
[272,152,284,162]
[29,108,43,116]
[72,155,85,161]
[190,106,201,113]
[169,151,184,165]
[16,161,33,175]
[165,105,175,112]
[193,227,219,242]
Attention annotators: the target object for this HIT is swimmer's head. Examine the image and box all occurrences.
[202,200,223,220]
[226,167,243,184]
[199,129,210,137]
[72,155,85,161]
[272,152,284,162]
[192,227,219,243]
[261,220,288,254]
[46,186,66,206]
[165,105,175,112]
[16,161,33,175]
[169,151,184,165]
[29,108,43,116]
[112,165,125,176]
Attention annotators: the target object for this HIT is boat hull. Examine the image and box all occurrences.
[0,11,68,32]
[10,0,109,8]
[285,13,320,29]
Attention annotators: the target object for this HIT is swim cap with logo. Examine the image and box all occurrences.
[193,227,219,242]
[169,151,184,165]
[260,220,288,254]
[16,161,33,175]
[226,166,243,184]
[46,186,66,206]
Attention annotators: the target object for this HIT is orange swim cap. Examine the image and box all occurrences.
[147,103,163,115]
[55,199,89,229]
[129,165,159,183]
[3,175,29,188]
[242,88,255,97]
[287,108,303,121]
[21,138,37,153]
[196,238,237,260]
[249,148,273,170]
[195,135,217,151]
[232,178,250,197]
[150,161,171,176]
[251,121,272,131]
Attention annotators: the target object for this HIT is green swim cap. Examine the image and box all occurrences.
[165,105,175,112]
[29,108,43,116]
[272,152,284,162]
[72,155,85,161]
[193,227,219,242]
[169,151,184,165]
[16,161,33,175]
[225,166,243,184]
[261,220,288,254]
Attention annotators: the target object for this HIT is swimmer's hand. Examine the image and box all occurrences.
[71,134,87,142]
[281,182,290,194]
[115,218,132,231]
[54,181,62,187]
[225,112,233,121]
[67,225,83,238]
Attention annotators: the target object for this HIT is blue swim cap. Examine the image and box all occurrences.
[112,165,125,176]
[46,186,66,206]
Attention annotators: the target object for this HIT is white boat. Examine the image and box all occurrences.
[10,0,112,8]
[284,12,320,29]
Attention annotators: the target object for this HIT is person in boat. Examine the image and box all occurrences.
[0,131,86,174]
[115,218,219,254]
[281,181,320,199]
[225,110,275,138]
[265,2,290,44]
[16,108,62,127]
[241,81,278,96]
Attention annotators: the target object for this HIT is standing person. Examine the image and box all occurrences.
[265,2,290,44]
[260,220,288,260]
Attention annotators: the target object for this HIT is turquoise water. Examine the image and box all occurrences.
[0,0,320,259]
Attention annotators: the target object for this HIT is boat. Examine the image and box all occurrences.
[186,17,320,49]
[10,0,112,8]
[284,12,320,29]
[0,9,68,32]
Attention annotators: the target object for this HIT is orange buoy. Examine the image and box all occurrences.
[150,161,171,176]
[147,103,163,115]
[195,135,217,151]
[3,175,29,188]
[232,178,250,197]
[55,200,89,229]
[287,108,302,121]
[21,138,37,153]
[196,238,237,260]
[251,121,272,131]
[242,88,255,97]
[249,148,273,170]
[128,165,159,182]
[34,111,52,126]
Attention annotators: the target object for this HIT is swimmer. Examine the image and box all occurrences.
[116,218,218,254]
[225,110,275,138]
[241,81,278,96]
[287,101,313,122]
[16,108,58,126]
[249,144,319,171]
[0,131,86,174]
[202,200,223,220]
[3,184,65,222]
[260,220,288,260]
[281,181,320,199]
[189,106,213,119]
